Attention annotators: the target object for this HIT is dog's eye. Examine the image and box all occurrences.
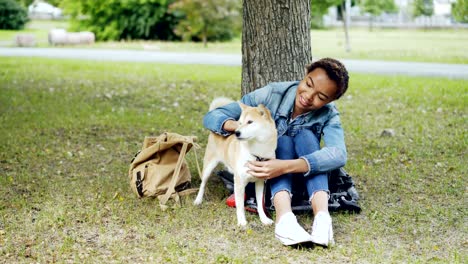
[247,120,253,124]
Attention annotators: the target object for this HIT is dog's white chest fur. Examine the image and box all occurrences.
[232,145,258,183]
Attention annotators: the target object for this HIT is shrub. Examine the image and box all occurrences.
[63,0,180,41]
[452,0,468,23]
[0,0,29,30]
[62,0,241,42]
[169,0,241,45]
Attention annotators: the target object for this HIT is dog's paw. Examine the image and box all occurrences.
[261,217,274,226]
[193,198,203,205]
[237,219,247,227]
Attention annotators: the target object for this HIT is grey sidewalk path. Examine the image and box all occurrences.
[1,47,467,79]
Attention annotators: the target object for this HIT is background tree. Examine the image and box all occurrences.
[18,0,32,7]
[169,0,241,47]
[335,1,357,52]
[360,0,398,31]
[62,0,179,41]
[452,0,468,23]
[310,0,341,28]
[413,0,434,17]
[342,0,352,52]
[0,0,29,30]
[412,0,434,29]
[242,0,312,95]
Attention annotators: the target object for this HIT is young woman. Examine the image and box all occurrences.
[203,58,349,247]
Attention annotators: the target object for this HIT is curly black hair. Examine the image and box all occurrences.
[306,58,349,99]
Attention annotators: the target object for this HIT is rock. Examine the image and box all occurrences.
[48,29,95,46]
[380,129,395,137]
[48,29,67,45]
[66,32,82,45]
[15,34,36,47]
[79,31,95,44]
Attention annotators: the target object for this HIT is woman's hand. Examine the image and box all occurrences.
[222,120,239,132]
[246,158,309,180]
[245,159,288,180]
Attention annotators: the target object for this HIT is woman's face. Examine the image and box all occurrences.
[294,68,338,116]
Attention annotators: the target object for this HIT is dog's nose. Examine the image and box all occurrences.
[235,131,241,137]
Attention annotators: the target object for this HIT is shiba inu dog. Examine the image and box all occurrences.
[194,98,277,226]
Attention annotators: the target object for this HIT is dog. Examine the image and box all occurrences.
[194,97,277,227]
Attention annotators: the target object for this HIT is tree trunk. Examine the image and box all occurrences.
[202,33,207,48]
[342,0,351,53]
[241,0,312,95]
[202,24,207,48]
[369,16,374,32]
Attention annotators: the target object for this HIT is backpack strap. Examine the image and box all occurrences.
[159,141,189,206]
[157,136,202,209]
[191,142,202,180]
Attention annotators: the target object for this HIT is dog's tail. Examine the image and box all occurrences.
[209,97,235,111]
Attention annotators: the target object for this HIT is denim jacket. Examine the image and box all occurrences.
[203,81,347,176]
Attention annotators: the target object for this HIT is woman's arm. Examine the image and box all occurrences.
[203,102,241,136]
[301,114,347,176]
[247,112,347,179]
[203,85,273,136]
[246,158,309,180]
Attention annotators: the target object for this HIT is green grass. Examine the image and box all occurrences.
[0,57,467,263]
[311,28,468,64]
[1,20,468,64]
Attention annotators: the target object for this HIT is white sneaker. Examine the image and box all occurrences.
[275,212,312,246]
[310,211,335,247]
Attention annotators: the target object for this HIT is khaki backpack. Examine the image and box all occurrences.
[129,132,200,207]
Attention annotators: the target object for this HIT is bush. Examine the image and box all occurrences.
[0,0,29,30]
[169,0,241,44]
[62,0,241,42]
[63,0,180,41]
[452,0,468,23]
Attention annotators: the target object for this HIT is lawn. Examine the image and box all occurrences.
[1,20,468,64]
[310,28,468,64]
[0,57,466,263]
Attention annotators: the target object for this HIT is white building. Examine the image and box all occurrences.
[324,0,461,28]
[28,0,62,19]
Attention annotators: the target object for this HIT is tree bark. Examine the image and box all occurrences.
[241,0,312,95]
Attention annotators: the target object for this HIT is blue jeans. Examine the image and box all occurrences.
[269,129,329,202]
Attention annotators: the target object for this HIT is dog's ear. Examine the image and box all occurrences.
[258,104,268,116]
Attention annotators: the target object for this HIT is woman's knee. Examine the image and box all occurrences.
[277,134,294,147]
[276,135,295,159]
[296,129,319,144]
[294,129,320,154]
